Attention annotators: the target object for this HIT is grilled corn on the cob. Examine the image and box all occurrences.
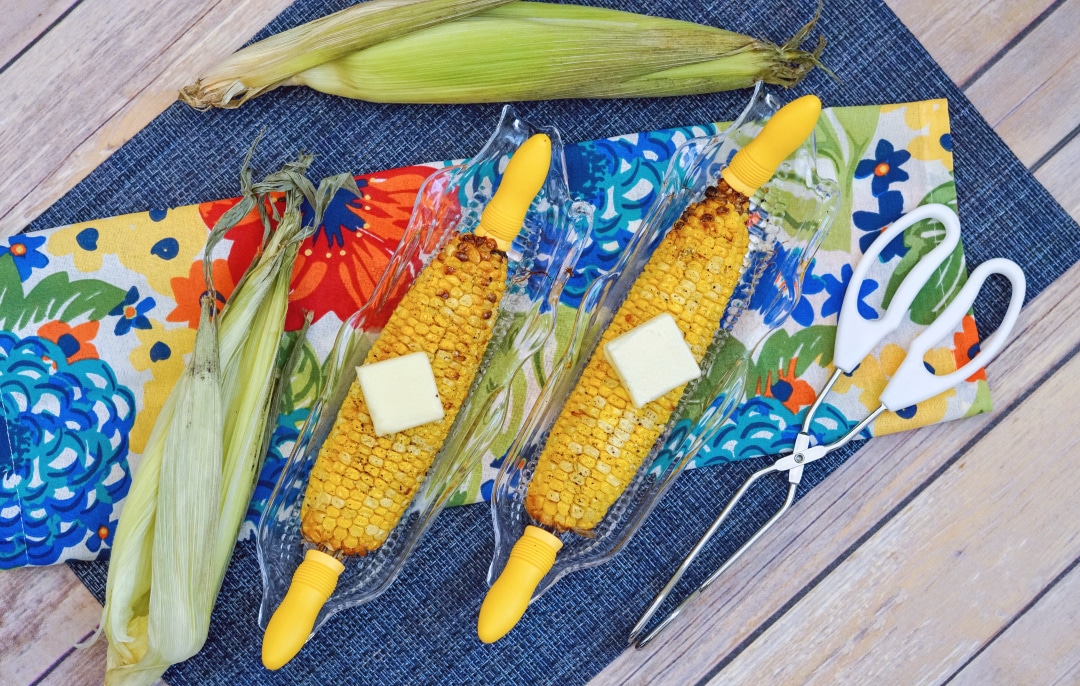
[478,95,823,643]
[526,184,749,532]
[263,133,551,670]
[302,231,507,554]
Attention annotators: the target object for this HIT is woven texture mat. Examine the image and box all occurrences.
[50,0,1079,684]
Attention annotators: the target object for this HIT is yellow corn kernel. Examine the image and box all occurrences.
[526,181,750,532]
[301,232,507,555]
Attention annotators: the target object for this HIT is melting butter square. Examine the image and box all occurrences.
[603,312,701,408]
[356,352,445,436]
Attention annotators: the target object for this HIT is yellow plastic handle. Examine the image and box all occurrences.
[477,525,562,643]
[475,133,552,251]
[262,549,345,670]
[721,94,823,197]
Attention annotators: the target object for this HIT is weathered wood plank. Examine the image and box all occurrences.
[1035,133,1080,221]
[884,0,1059,86]
[0,0,80,69]
[35,637,108,686]
[710,345,1080,684]
[0,565,102,684]
[589,240,1080,685]
[964,0,1080,167]
[950,559,1080,685]
[0,0,295,241]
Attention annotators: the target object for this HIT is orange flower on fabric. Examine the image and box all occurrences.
[952,313,987,382]
[286,164,440,330]
[37,321,100,363]
[168,259,236,329]
[756,358,817,413]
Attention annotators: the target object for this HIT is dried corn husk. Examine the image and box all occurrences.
[180,0,516,108]
[102,150,357,685]
[182,1,823,108]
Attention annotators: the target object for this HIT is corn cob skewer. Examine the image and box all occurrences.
[478,95,823,643]
[263,133,552,669]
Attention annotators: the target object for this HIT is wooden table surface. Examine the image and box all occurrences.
[2,1,1079,684]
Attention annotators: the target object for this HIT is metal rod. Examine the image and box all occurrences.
[801,368,843,434]
[632,480,798,649]
[823,404,887,453]
[628,464,776,646]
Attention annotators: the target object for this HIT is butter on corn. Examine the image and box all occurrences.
[526,183,750,533]
[603,312,702,408]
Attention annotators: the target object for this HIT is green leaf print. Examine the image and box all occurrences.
[881,181,965,325]
[813,106,881,252]
[0,254,126,330]
[280,335,324,415]
[751,325,836,389]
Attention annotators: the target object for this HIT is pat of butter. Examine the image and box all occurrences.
[356,352,445,437]
[603,313,701,408]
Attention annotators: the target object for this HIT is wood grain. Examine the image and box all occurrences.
[590,249,1080,685]
[0,0,294,241]
[0,565,103,684]
[1035,133,1080,219]
[0,0,80,69]
[885,0,1059,86]
[964,0,1080,167]
[712,347,1080,684]
[950,559,1080,685]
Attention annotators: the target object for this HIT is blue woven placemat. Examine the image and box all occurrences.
[57,0,1079,684]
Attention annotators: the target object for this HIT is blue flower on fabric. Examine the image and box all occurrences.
[246,408,308,528]
[0,333,134,567]
[748,245,825,327]
[109,286,155,335]
[855,139,911,197]
[1,235,49,281]
[853,190,907,260]
[821,263,880,321]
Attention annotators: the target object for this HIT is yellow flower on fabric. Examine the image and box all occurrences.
[48,204,209,296]
[833,343,958,436]
[128,320,196,453]
[883,100,953,172]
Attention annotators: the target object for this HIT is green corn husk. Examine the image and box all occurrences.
[183,1,823,108]
[180,0,516,108]
[102,149,356,685]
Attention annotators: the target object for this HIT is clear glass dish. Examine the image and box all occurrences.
[487,84,841,600]
[256,106,592,638]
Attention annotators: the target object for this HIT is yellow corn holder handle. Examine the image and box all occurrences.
[263,549,345,669]
[475,133,552,251]
[261,133,551,669]
[477,95,823,644]
[721,94,822,197]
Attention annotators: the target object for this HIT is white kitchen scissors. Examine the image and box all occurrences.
[630,203,1026,648]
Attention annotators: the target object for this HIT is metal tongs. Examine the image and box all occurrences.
[630,204,1026,648]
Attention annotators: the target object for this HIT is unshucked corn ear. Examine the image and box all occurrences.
[180,0,516,108]
[102,147,355,685]
[182,1,823,108]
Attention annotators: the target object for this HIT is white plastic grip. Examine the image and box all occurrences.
[833,204,962,373]
[878,258,1026,412]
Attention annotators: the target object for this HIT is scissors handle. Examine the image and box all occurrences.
[834,203,962,372]
[879,257,1026,411]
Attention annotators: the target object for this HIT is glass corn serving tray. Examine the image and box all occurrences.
[257,106,592,637]
[487,85,841,601]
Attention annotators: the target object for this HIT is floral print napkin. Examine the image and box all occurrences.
[0,100,981,569]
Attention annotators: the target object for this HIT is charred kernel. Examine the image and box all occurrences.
[482,311,492,320]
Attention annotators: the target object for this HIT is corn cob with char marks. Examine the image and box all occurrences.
[263,133,552,670]
[525,183,748,533]
[478,95,823,644]
[302,232,506,554]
